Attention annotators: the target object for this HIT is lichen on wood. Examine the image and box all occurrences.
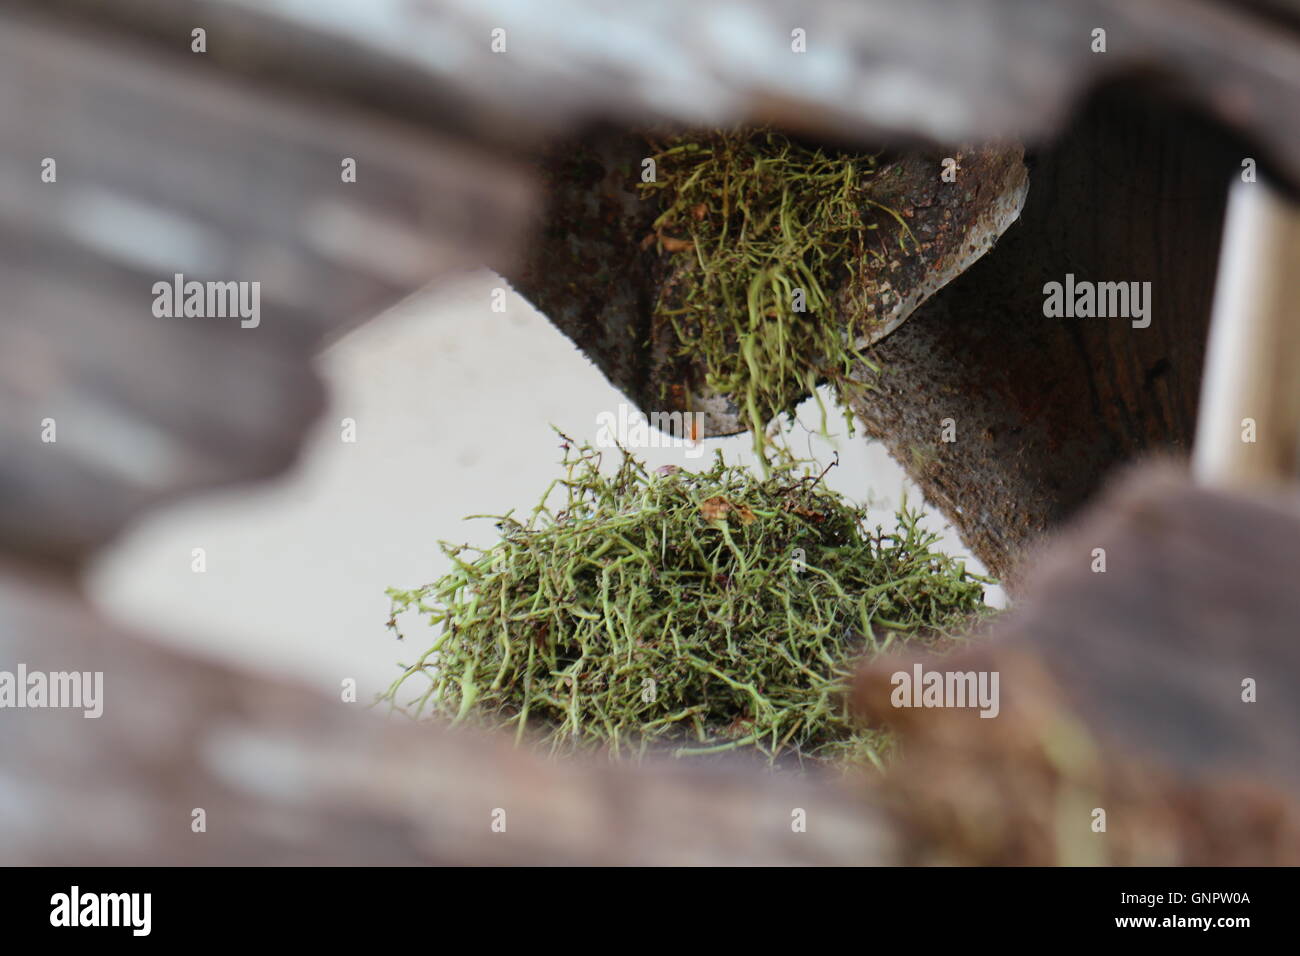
[639,128,917,461]
[383,434,991,770]
[508,129,1027,457]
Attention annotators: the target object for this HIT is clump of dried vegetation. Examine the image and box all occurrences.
[384,436,988,770]
[639,127,915,460]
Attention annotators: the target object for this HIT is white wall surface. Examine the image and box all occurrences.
[87,269,1001,701]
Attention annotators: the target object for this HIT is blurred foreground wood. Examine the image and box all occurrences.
[4,467,1299,864]
[27,0,1300,185]
[0,560,894,865]
[859,466,1300,864]
[0,8,534,564]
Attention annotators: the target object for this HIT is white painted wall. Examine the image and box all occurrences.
[87,269,1001,701]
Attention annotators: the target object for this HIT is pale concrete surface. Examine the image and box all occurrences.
[87,269,1001,701]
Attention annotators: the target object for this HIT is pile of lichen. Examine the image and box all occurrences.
[639,128,914,458]
[383,438,988,770]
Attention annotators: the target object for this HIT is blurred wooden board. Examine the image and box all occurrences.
[22,0,1300,188]
[0,10,534,561]
[0,558,892,865]
[858,466,1300,863]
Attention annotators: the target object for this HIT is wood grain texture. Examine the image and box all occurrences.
[845,89,1243,582]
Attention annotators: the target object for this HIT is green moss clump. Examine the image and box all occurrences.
[640,128,914,459]
[383,436,989,770]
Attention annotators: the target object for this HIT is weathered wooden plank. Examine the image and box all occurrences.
[0,559,894,865]
[0,9,533,337]
[22,0,1300,188]
[0,10,534,562]
[857,465,1300,864]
